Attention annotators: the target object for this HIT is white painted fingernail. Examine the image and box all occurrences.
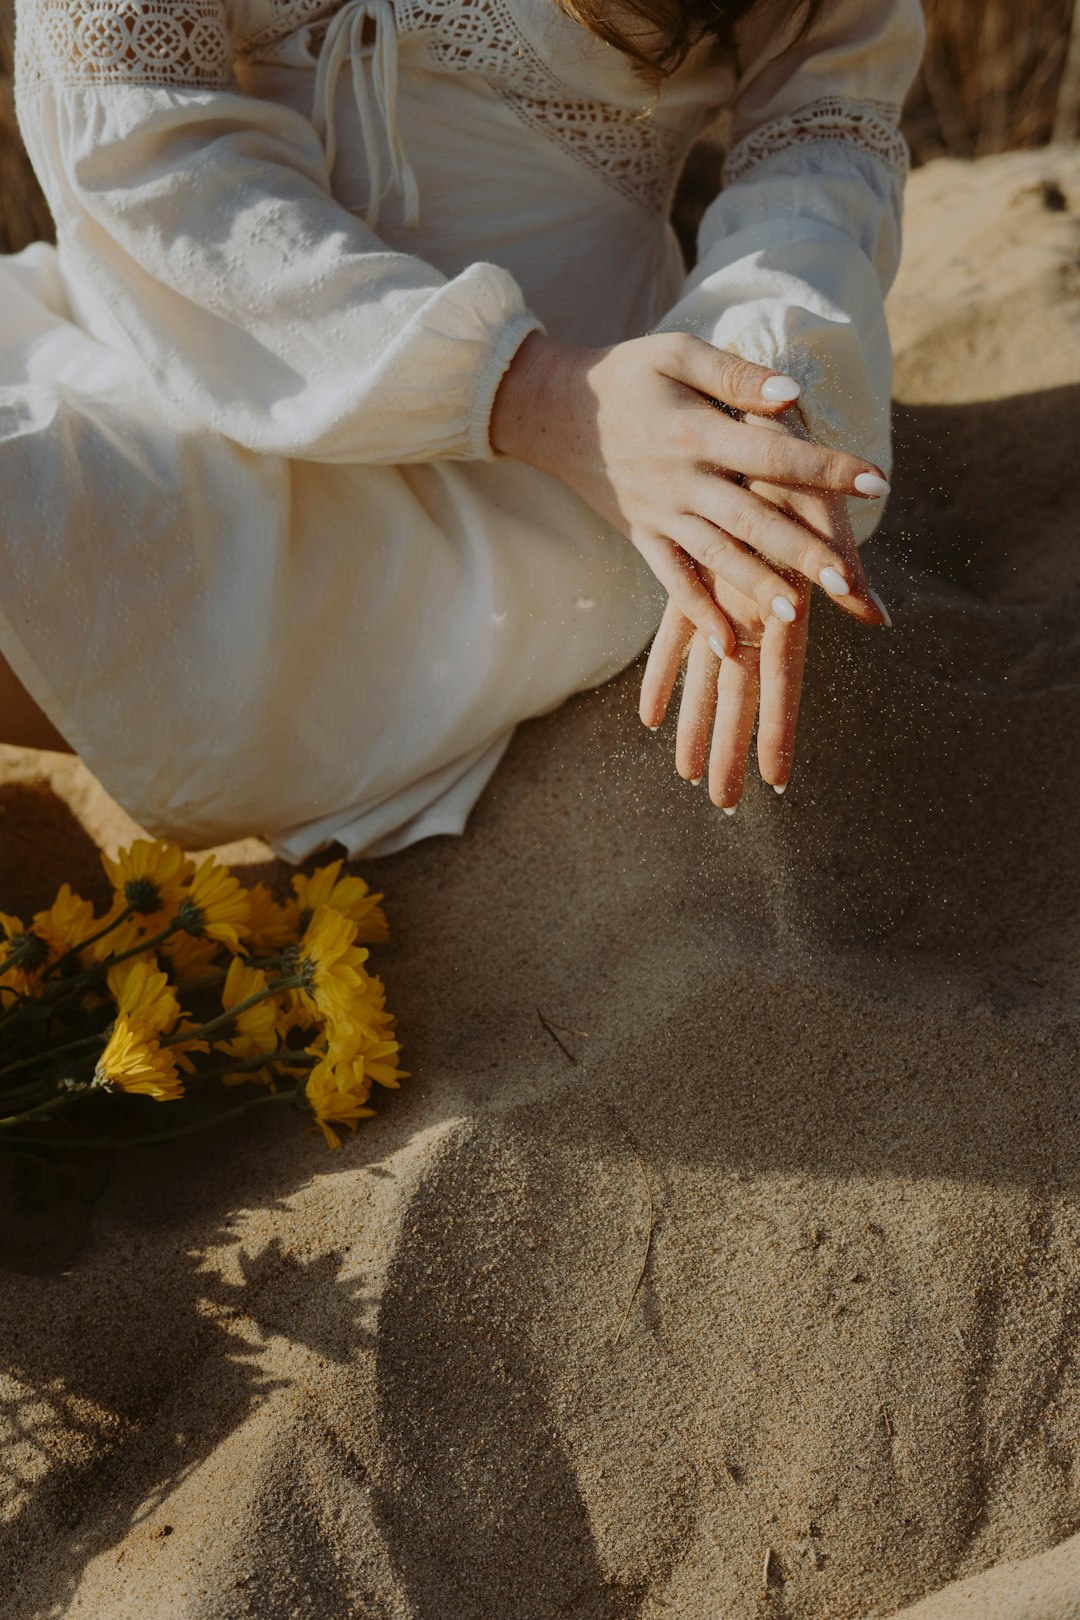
[853,472,891,498]
[774,783,787,795]
[761,375,801,403]
[722,805,737,816]
[707,635,727,660]
[867,587,893,628]
[819,566,850,597]
[647,723,660,731]
[690,776,702,786]
[771,595,797,624]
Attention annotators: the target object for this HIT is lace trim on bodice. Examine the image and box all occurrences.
[16,3,907,218]
[16,0,689,217]
[393,0,687,215]
[722,96,909,187]
[15,0,234,88]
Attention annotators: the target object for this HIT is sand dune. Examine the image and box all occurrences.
[2,143,1079,1619]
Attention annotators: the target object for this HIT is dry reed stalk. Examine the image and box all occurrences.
[1054,0,1080,141]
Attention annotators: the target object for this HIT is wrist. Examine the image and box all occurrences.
[490,331,591,469]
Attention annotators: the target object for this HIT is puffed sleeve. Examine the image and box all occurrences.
[12,0,542,462]
[655,0,925,542]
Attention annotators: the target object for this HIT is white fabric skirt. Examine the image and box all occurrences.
[0,242,662,860]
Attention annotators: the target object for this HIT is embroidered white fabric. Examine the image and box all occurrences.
[394,0,687,214]
[16,0,234,88]
[722,95,909,187]
[16,4,908,216]
[17,0,688,215]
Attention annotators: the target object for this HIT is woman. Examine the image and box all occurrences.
[0,0,923,855]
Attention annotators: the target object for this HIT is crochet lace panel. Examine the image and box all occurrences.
[18,0,688,213]
[722,96,909,187]
[16,0,234,88]
[394,0,688,215]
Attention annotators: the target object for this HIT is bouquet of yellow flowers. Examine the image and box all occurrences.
[0,841,406,1154]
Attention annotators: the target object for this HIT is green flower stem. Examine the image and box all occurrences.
[196,1051,317,1084]
[6,1085,303,1149]
[42,918,187,1022]
[0,1077,53,1107]
[0,1030,105,1082]
[102,918,186,969]
[0,990,33,1029]
[172,969,230,995]
[165,975,304,1047]
[0,1094,71,1130]
[44,904,135,980]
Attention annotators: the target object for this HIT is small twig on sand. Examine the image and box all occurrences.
[881,1401,895,1440]
[536,1007,580,1065]
[607,1108,656,1345]
[762,1546,777,1596]
[543,1017,590,1040]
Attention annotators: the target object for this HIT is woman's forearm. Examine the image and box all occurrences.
[490,332,594,470]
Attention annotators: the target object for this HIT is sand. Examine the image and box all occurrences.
[1,143,1079,1619]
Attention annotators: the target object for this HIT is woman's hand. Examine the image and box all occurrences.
[491,331,891,654]
[639,412,875,804]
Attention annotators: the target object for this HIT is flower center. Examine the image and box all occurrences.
[125,877,162,914]
[176,898,206,937]
[281,943,313,989]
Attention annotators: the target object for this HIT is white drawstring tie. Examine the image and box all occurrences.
[311,0,420,230]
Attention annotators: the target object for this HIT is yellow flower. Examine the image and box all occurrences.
[292,906,376,1040]
[94,1016,184,1102]
[0,910,48,997]
[304,1048,376,1150]
[214,958,279,1085]
[88,900,151,965]
[170,1019,211,1074]
[101,840,194,926]
[319,1023,408,1091]
[107,959,180,1038]
[245,882,295,955]
[176,859,251,952]
[161,930,222,987]
[291,860,389,946]
[274,987,318,1038]
[32,884,96,967]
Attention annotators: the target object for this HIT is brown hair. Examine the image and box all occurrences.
[553,0,826,80]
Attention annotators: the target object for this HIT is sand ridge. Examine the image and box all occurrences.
[1,145,1079,1618]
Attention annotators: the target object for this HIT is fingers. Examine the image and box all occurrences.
[638,535,736,654]
[656,333,803,417]
[665,513,802,628]
[639,599,694,730]
[675,633,719,783]
[757,596,810,792]
[696,478,875,615]
[707,644,760,811]
[707,418,891,502]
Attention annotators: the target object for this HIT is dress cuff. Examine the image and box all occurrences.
[467,313,546,461]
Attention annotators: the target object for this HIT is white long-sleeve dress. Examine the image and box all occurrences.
[0,0,923,858]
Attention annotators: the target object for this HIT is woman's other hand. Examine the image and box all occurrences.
[638,412,879,804]
[490,331,891,656]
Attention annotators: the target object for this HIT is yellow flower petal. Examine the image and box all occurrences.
[291,861,389,945]
[101,840,194,926]
[32,884,96,966]
[107,958,181,1038]
[177,859,252,953]
[213,957,279,1071]
[95,1016,184,1102]
[245,883,296,955]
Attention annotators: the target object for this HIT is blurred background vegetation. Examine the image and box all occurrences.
[2,0,1079,254]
